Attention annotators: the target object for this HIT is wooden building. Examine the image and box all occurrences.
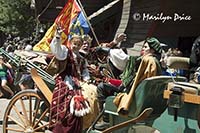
[118,0,200,56]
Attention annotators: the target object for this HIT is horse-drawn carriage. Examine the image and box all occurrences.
[0,47,200,133]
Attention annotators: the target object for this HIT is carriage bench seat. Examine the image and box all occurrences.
[164,82,200,104]
[104,76,187,118]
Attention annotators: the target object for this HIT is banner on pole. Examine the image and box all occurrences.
[33,0,90,52]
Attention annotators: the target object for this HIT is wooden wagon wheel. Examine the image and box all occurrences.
[3,89,50,133]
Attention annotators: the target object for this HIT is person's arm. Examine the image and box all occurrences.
[106,33,127,48]
[50,27,68,60]
[4,62,12,69]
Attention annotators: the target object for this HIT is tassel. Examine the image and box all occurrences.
[70,95,91,117]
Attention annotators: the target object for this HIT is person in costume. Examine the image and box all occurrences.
[160,48,188,77]
[47,28,128,132]
[48,28,128,131]
[88,33,128,80]
[95,37,163,130]
[48,27,94,132]
[0,56,14,98]
[79,34,92,56]
[80,33,128,130]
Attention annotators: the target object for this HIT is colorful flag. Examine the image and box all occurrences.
[33,0,90,52]
[68,12,90,40]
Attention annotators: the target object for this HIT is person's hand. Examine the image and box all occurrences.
[113,33,127,44]
[87,65,97,73]
[55,24,64,38]
[87,65,102,77]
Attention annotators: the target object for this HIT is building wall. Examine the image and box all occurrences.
[121,0,162,48]
[154,0,200,37]
[119,0,200,56]
[89,0,123,43]
[153,0,200,56]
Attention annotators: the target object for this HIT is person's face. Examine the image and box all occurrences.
[80,41,90,52]
[141,42,150,56]
[160,53,168,68]
[71,39,82,52]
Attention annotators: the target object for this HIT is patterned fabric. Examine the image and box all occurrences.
[33,0,80,52]
[49,77,82,133]
[120,56,140,88]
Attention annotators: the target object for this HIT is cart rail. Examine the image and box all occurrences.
[0,48,55,86]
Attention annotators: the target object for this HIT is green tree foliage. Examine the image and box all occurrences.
[0,0,36,37]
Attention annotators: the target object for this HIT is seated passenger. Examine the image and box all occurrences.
[95,37,163,130]
[87,33,128,81]
[189,36,200,81]
[190,66,200,84]
[94,46,129,79]
[160,48,188,77]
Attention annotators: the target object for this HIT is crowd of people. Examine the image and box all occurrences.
[1,26,200,132]
[46,26,198,132]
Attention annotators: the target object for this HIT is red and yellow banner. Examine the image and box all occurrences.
[33,0,81,52]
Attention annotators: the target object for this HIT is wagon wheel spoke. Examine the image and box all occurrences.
[7,115,25,129]
[34,123,49,131]
[33,108,49,129]
[19,98,29,126]
[12,105,26,126]
[29,96,33,125]
[32,98,41,126]
[5,127,24,132]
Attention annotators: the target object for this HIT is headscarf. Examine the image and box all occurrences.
[145,37,162,54]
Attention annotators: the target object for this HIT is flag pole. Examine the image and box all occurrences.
[76,0,100,45]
